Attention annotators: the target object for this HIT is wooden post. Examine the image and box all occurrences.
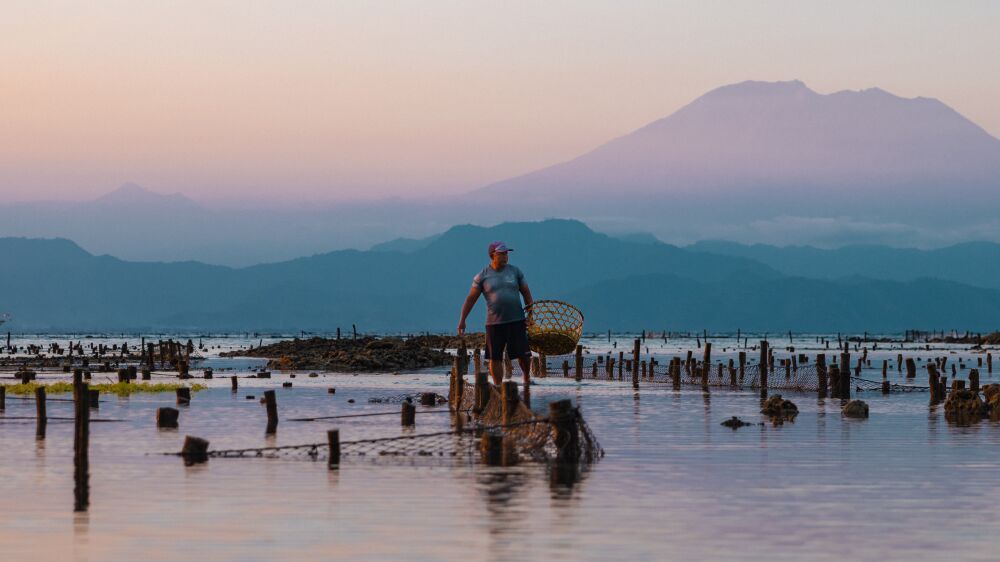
[905,357,916,378]
[264,390,278,434]
[35,386,46,439]
[759,340,769,398]
[575,345,583,381]
[816,354,827,398]
[0,385,5,411]
[882,360,888,378]
[401,400,416,426]
[562,360,569,378]
[475,367,490,413]
[970,368,980,393]
[327,429,340,469]
[988,353,993,374]
[231,376,238,391]
[738,351,746,381]
[501,381,519,425]
[618,351,624,380]
[181,436,209,465]
[840,351,851,399]
[633,338,641,380]
[449,357,459,410]
[548,399,579,463]
[701,342,711,389]
[176,387,191,405]
[74,382,90,511]
[671,358,681,390]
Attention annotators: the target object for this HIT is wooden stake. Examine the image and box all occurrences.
[74,382,90,511]
[35,386,46,439]
[759,340,769,398]
[327,429,340,469]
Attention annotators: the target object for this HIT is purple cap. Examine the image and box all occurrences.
[488,241,513,255]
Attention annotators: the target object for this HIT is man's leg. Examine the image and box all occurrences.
[489,359,504,386]
[517,356,531,385]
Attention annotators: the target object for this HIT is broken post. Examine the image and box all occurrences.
[401,400,416,426]
[181,436,209,466]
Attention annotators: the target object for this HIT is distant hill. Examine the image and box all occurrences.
[687,240,1000,290]
[0,220,775,331]
[2,220,999,333]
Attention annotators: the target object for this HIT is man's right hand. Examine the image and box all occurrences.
[457,320,466,335]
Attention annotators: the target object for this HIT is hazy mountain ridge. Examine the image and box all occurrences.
[688,240,1000,290]
[2,220,1000,332]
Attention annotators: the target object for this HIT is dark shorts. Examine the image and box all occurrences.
[484,319,531,361]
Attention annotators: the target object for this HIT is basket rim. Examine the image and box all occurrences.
[523,299,584,323]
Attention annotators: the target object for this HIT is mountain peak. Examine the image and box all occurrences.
[90,183,199,209]
[698,79,816,101]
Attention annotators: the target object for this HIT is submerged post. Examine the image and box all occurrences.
[181,436,209,466]
[264,390,278,434]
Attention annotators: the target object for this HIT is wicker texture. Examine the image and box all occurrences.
[525,300,584,356]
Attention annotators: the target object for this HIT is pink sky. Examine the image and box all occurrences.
[2,0,998,203]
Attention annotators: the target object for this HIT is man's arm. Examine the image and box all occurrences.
[520,282,534,311]
[457,286,482,335]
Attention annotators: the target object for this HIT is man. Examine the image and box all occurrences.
[458,241,534,386]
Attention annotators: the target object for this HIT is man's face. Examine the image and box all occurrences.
[491,251,508,268]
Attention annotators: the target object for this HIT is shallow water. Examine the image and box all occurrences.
[1,333,999,561]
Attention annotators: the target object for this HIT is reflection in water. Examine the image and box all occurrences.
[549,461,588,500]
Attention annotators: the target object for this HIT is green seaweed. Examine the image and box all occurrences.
[2,381,206,397]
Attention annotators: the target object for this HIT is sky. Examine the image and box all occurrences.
[2,0,999,203]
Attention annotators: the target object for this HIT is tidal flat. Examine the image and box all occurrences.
[1,333,999,561]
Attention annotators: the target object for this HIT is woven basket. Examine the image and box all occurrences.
[524,300,584,356]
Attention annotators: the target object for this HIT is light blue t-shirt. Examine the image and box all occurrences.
[472,264,526,326]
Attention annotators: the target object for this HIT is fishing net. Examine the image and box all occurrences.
[181,381,602,466]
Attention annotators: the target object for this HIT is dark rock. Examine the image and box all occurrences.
[721,416,752,429]
[842,400,869,418]
[761,395,798,423]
